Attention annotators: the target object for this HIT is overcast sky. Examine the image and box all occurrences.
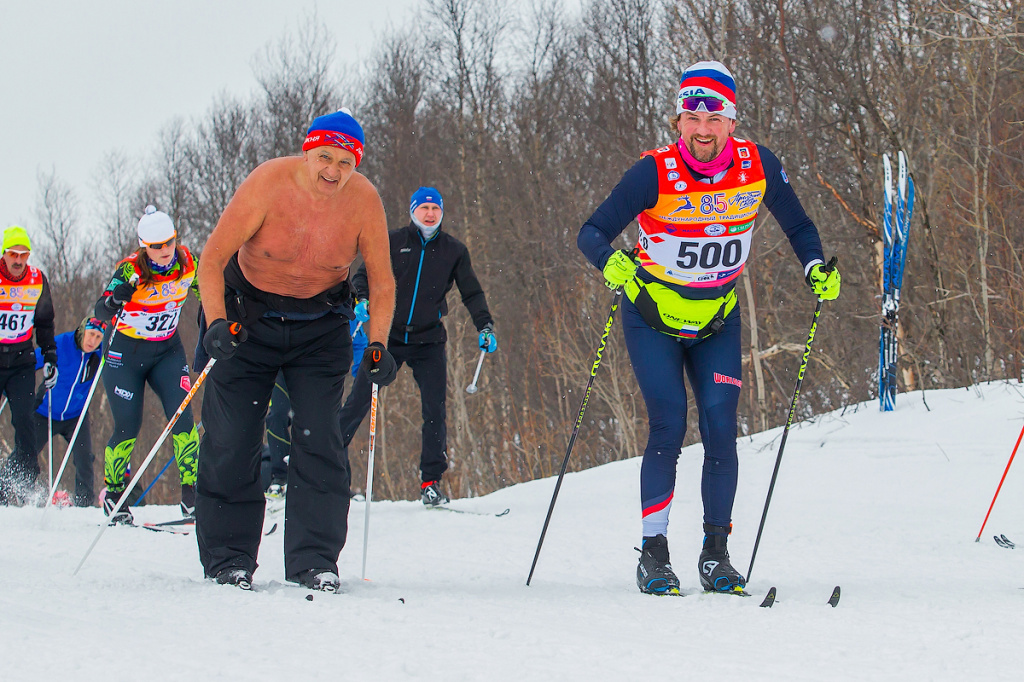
[0,0,420,230]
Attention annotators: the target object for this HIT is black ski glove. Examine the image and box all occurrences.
[202,319,248,360]
[43,351,59,390]
[110,279,138,306]
[359,342,398,386]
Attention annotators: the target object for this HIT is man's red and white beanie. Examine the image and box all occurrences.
[676,60,737,119]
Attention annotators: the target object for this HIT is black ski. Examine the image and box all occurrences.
[994,535,1010,549]
[146,518,195,527]
[759,586,777,608]
[429,506,510,517]
[140,523,191,535]
[828,585,841,607]
[1000,534,1015,549]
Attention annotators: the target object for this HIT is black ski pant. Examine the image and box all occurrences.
[0,361,41,488]
[32,412,95,506]
[260,371,291,489]
[338,340,448,483]
[196,313,353,579]
[102,333,197,492]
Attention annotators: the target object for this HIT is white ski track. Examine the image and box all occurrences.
[3,382,1024,681]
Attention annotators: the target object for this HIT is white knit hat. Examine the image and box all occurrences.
[137,205,176,247]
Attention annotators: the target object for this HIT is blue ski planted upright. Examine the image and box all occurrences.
[879,151,914,411]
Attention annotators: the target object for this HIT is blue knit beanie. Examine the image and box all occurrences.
[303,109,365,166]
[409,187,443,214]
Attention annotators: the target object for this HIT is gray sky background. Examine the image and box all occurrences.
[0,0,421,230]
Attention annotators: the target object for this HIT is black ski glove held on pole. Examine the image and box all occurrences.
[203,319,248,360]
[359,342,398,386]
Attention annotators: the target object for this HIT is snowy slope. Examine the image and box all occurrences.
[2,383,1023,681]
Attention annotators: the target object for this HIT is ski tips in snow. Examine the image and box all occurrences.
[759,586,777,608]
[828,585,842,607]
[993,534,1015,549]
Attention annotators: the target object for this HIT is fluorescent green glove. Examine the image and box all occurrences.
[806,261,841,300]
[602,249,638,290]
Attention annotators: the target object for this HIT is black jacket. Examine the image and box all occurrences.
[354,222,493,345]
[0,267,56,369]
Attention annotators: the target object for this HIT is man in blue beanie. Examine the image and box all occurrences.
[195,108,397,593]
[339,186,497,507]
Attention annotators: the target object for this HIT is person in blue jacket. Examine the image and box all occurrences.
[32,317,106,506]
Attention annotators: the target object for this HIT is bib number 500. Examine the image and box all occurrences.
[676,240,743,270]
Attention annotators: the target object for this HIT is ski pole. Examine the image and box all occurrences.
[46,356,107,510]
[746,260,835,583]
[47,391,53,498]
[527,289,621,586]
[975,419,1024,542]
[465,350,486,394]
[0,396,7,419]
[353,321,363,337]
[134,457,175,507]
[361,370,381,580]
[73,354,218,575]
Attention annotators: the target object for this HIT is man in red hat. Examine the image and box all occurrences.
[195,109,397,592]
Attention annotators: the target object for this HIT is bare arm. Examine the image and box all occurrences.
[359,198,395,346]
[197,168,270,322]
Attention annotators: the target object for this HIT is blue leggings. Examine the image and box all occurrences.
[622,298,742,537]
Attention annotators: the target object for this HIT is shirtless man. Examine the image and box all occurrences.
[195,110,398,592]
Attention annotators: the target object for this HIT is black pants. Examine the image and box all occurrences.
[338,340,448,482]
[103,333,197,491]
[196,313,353,579]
[0,362,41,488]
[32,412,94,506]
[261,371,291,488]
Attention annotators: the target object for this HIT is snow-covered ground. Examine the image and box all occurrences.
[3,383,1023,681]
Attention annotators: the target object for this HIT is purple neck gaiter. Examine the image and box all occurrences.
[677,137,734,177]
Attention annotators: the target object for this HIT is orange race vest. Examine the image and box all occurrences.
[0,267,44,344]
[636,139,766,289]
[115,249,197,341]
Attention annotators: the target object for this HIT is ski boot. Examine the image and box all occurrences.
[698,523,746,594]
[421,480,449,507]
[291,569,340,593]
[101,487,134,525]
[265,477,287,501]
[180,484,196,520]
[636,534,681,595]
[215,568,253,591]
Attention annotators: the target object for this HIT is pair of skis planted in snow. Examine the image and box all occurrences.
[879,151,915,411]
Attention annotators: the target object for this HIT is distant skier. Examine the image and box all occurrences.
[338,186,497,506]
[195,109,397,592]
[577,61,840,595]
[29,317,106,506]
[0,226,58,506]
[94,206,201,524]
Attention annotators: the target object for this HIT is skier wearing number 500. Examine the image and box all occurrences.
[93,206,201,525]
[577,61,840,596]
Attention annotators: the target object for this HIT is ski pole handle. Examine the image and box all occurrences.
[466,350,486,394]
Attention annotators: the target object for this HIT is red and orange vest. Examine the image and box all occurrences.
[112,249,197,341]
[0,266,44,344]
[636,139,766,289]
